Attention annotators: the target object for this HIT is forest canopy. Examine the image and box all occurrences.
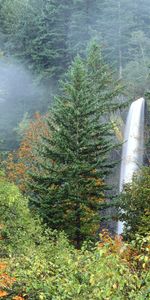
[0,1,149,299]
[0,0,150,150]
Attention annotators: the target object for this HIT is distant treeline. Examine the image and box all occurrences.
[0,0,150,150]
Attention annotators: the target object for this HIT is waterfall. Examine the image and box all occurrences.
[117,97,145,235]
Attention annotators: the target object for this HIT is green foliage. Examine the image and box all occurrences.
[28,43,123,247]
[131,234,150,271]
[0,173,149,299]
[0,173,45,257]
[117,167,150,239]
[9,237,149,300]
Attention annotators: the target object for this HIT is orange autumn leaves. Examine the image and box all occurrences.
[5,113,50,192]
[0,229,12,298]
[99,230,150,271]
[0,265,24,300]
[0,262,8,298]
[0,225,24,299]
[0,292,24,299]
[0,262,24,299]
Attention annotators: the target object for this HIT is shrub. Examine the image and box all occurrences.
[117,167,150,239]
[0,173,149,299]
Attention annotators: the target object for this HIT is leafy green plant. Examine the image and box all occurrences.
[0,173,149,299]
[117,167,150,240]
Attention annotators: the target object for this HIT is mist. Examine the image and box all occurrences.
[0,57,51,150]
[0,0,150,151]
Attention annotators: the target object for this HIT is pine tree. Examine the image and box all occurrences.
[28,44,123,248]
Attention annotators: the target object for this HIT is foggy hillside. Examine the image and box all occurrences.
[0,0,150,149]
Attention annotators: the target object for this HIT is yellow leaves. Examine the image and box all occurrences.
[95,178,104,187]
[131,235,150,270]
[112,283,117,290]
[39,293,46,300]
[142,263,146,269]
[89,274,95,286]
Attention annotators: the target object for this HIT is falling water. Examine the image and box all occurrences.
[117,97,145,235]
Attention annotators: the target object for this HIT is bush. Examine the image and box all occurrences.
[7,234,150,300]
[0,173,149,299]
[117,167,150,239]
[0,172,45,257]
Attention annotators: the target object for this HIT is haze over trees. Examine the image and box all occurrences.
[0,1,149,299]
[0,0,150,150]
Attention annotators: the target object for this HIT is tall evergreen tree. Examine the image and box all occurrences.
[29,44,123,247]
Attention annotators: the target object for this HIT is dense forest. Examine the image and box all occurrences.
[0,0,149,299]
[0,0,150,150]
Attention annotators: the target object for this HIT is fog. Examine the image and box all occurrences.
[0,0,150,151]
[0,57,50,150]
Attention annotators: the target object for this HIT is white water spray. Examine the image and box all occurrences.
[117,97,145,234]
